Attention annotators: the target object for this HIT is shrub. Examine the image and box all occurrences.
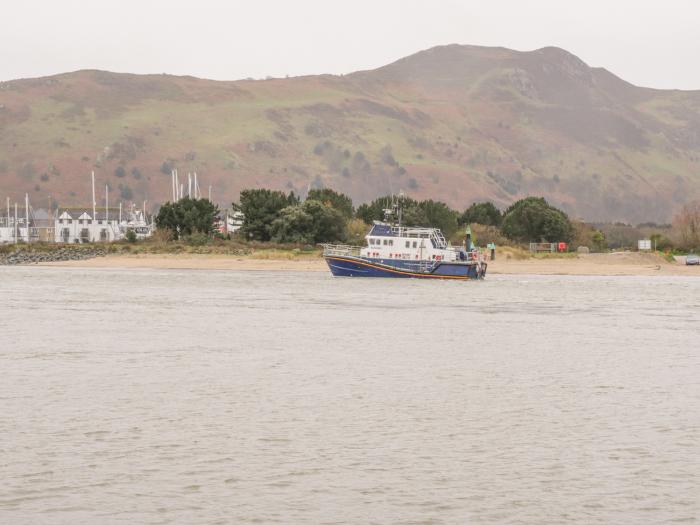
[184,232,209,246]
[125,229,137,243]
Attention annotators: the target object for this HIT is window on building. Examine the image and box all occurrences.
[389,240,393,246]
[383,239,387,245]
[405,241,410,248]
[413,241,417,248]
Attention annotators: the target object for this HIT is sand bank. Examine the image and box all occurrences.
[41,254,327,272]
[37,251,700,276]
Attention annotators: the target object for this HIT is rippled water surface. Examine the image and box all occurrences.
[1,267,699,524]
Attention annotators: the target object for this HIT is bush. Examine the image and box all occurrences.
[592,230,607,252]
[184,232,210,246]
[125,230,137,243]
[151,228,174,243]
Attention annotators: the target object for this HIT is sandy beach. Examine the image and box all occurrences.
[37,251,700,276]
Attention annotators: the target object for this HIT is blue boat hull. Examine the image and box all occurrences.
[324,256,485,280]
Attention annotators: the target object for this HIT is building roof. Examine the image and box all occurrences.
[57,207,121,221]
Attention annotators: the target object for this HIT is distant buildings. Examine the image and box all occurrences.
[0,205,153,244]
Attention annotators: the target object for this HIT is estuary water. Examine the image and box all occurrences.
[0,267,699,524]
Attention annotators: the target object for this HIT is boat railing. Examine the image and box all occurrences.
[322,244,363,257]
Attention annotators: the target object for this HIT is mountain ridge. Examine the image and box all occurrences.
[1,44,699,222]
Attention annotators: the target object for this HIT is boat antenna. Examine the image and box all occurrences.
[397,191,404,228]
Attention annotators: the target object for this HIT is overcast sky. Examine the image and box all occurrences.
[2,0,698,89]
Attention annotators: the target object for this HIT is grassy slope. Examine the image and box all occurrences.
[0,45,699,223]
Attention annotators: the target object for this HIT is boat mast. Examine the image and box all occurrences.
[25,193,29,243]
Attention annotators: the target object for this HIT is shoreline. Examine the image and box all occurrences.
[31,252,700,276]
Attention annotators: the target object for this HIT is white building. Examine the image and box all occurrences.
[54,208,121,243]
[53,206,153,243]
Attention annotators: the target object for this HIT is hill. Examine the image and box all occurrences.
[1,44,699,222]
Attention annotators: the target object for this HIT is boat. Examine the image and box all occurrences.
[322,199,487,280]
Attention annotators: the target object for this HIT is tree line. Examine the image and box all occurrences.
[153,187,577,246]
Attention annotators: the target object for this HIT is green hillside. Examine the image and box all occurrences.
[1,44,699,222]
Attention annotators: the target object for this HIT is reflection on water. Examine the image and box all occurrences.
[1,267,699,524]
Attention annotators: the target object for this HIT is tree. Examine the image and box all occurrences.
[592,230,607,252]
[418,200,459,237]
[307,188,354,218]
[355,195,458,236]
[356,195,420,224]
[345,218,370,245]
[118,183,133,200]
[501,197,573,243]
[234,189,299,241]
[460,202,502,227]
[673,201,700,250]
[114,166,126,178]
[155,197,219,240]
[270,200,346,244]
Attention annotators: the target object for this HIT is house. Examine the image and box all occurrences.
[54,207,121,243]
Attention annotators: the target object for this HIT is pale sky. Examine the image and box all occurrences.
[2,0,699,89]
